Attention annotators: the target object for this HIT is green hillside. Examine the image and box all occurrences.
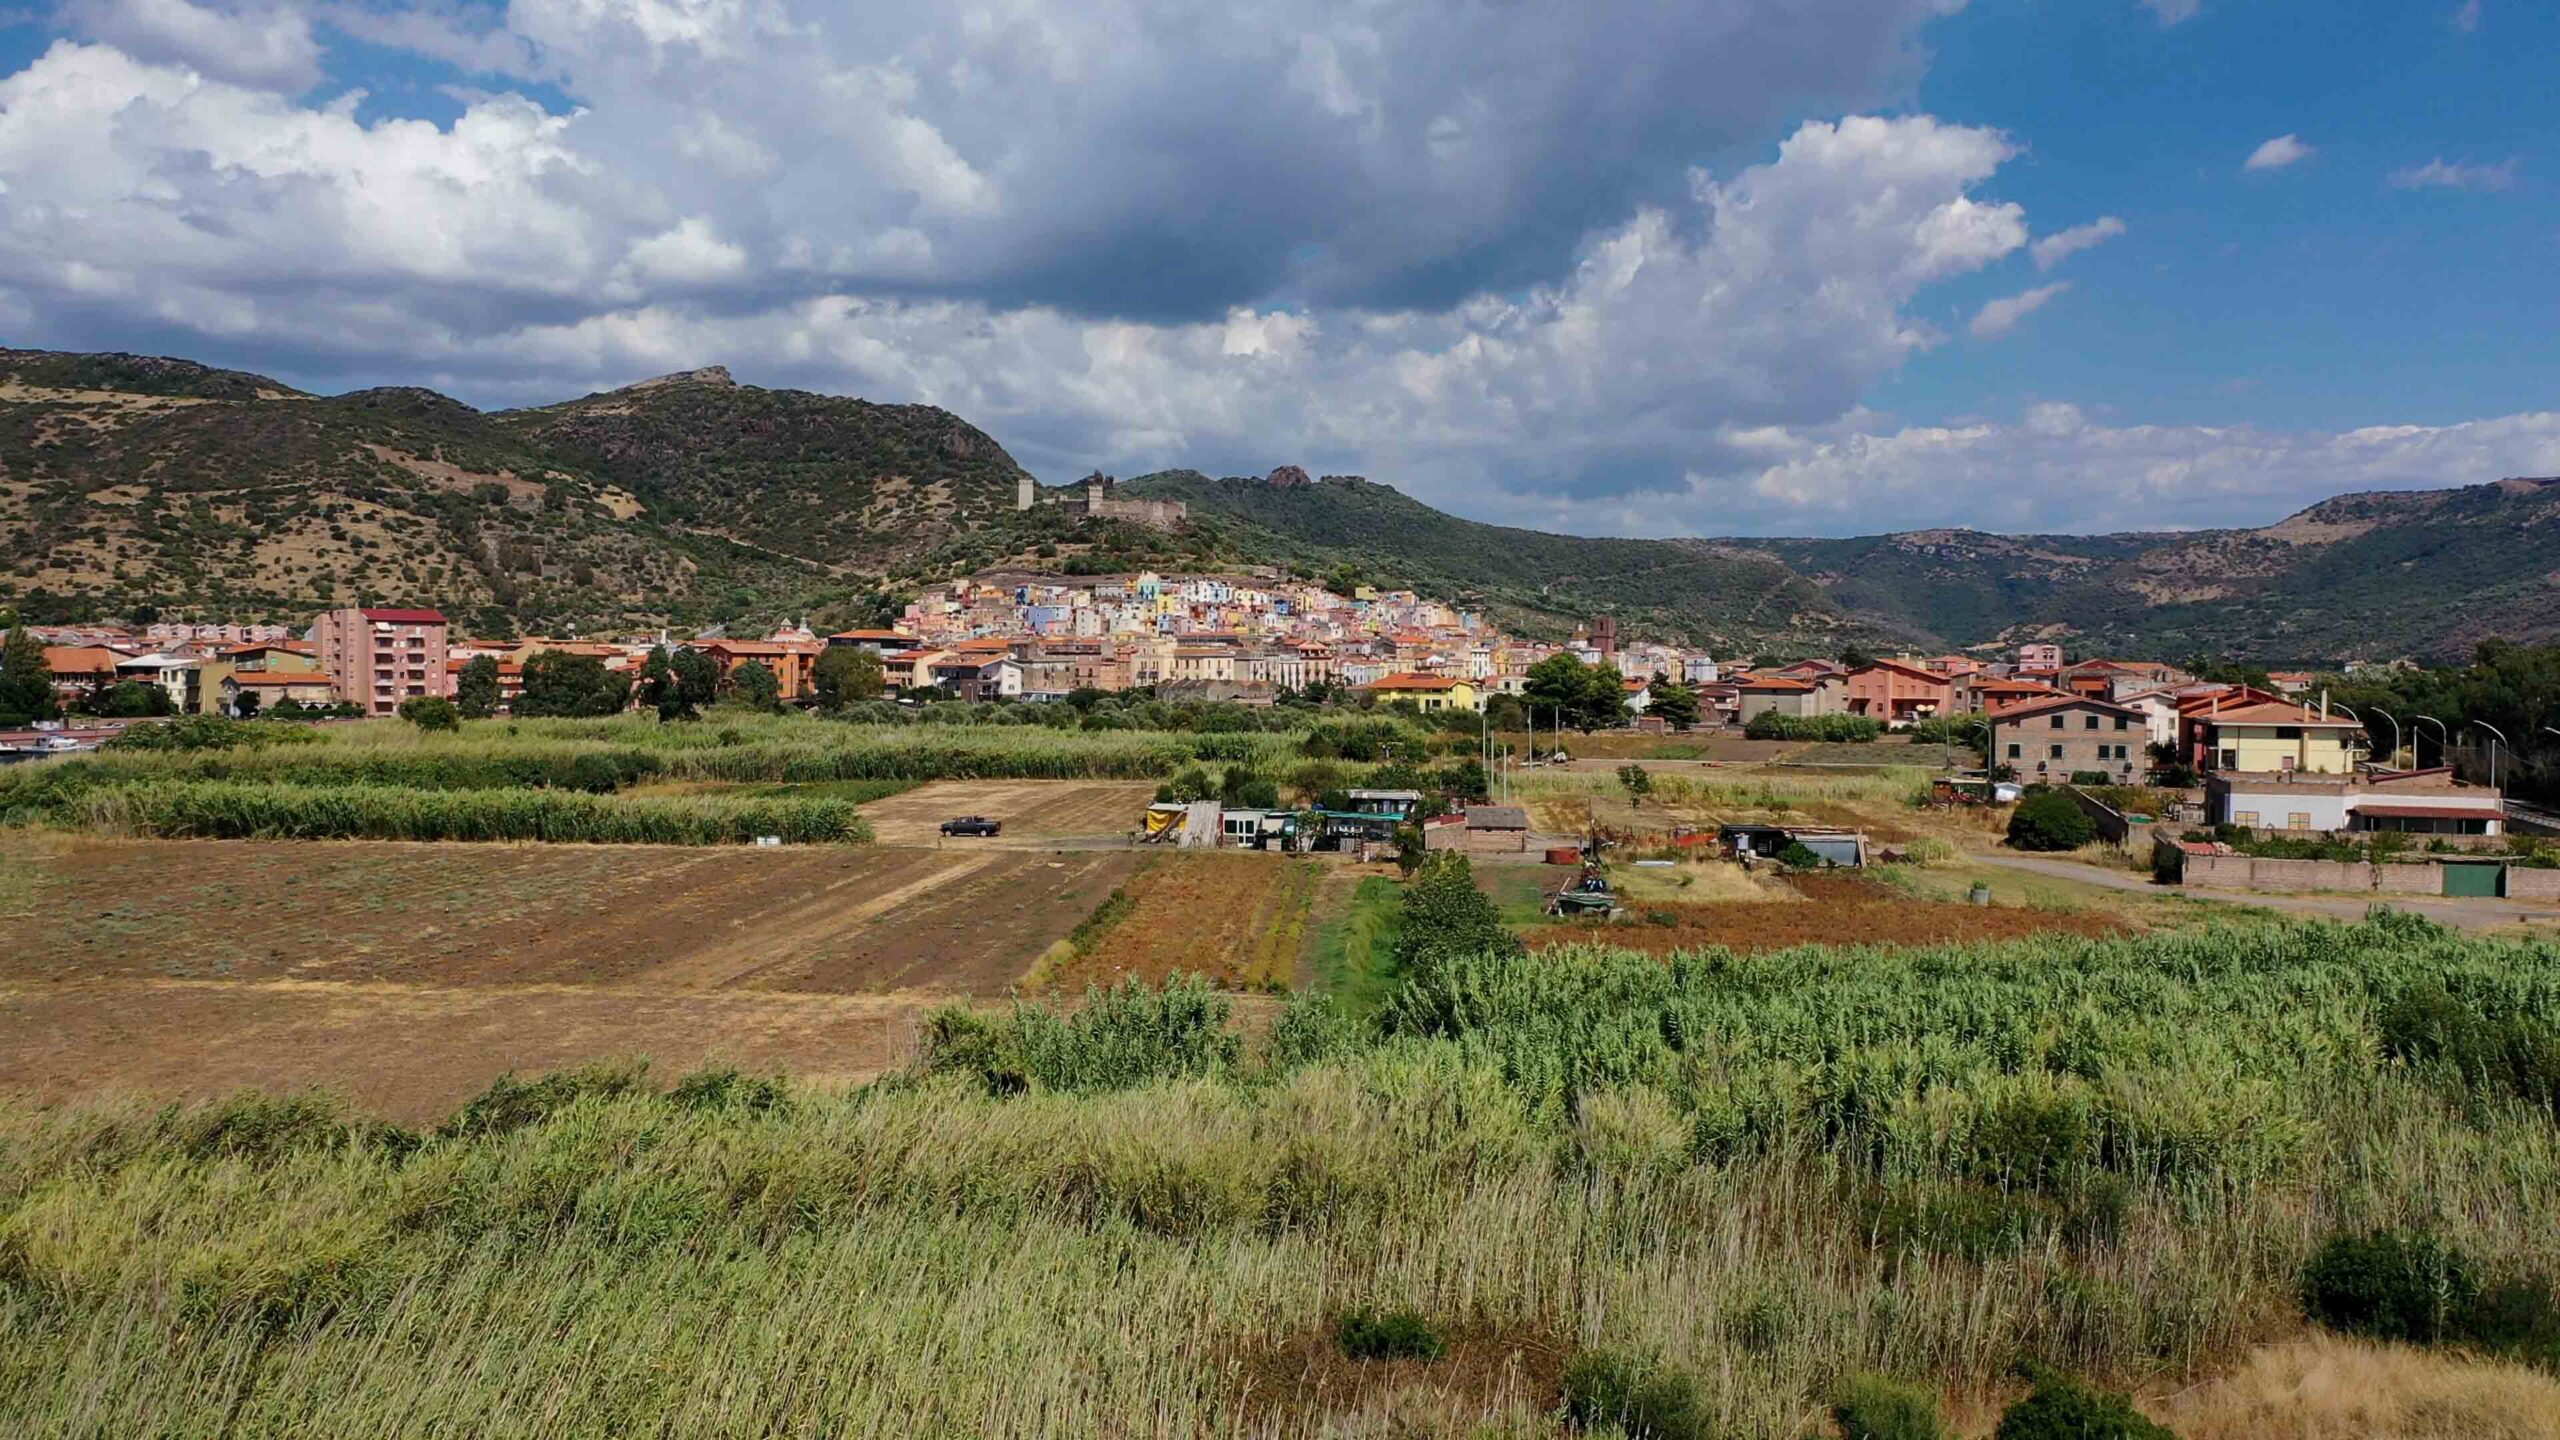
[1122,470,1893,652]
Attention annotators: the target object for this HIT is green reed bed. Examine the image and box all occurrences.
[4,910,2557,1436]
[65,780,871,845]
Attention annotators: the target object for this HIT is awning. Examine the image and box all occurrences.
[2352,803,2504,820]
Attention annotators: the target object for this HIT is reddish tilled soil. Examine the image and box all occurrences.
[1527,872,2123,954]
[1053,854,1323,991]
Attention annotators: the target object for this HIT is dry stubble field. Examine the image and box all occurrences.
[0,783,1159,1120]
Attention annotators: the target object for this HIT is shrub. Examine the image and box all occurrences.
[1775,840,1823,870]
[667,1067,789,1114]
[1560,1350,1708,1440]
[439,1061,652,1140]
[168,1091,356,1166]
[398,695,462,732]
[1335,1306,1445,1361]
[1833,1374,1950,1440]
[1743,712,1884,742]
[2299,1229,2481,1344]
[2007,792,2096,852]
[1970,1092,2092,1190]
[1994,1368,2177,1440]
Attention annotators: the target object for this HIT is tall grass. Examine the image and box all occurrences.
[69,780,872,844]
[4,911,2557,1435]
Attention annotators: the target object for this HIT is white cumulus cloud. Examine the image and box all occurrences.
[2389,157,2518,191]
[63,0,324,91]
[1968,282,2069,339]
[2244,134,2312,171]
[2028,215,2126,271]
[2139,0,2200,26]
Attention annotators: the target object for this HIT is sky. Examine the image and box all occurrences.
[0,0,2554,538]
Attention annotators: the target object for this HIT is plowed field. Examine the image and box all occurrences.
[1050,854,1327,991]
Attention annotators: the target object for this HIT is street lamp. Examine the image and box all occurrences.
[2331,702,2366,766]
[2470,721,2510,790]
[2363,708,2404,770]
[2415,714,2449,769]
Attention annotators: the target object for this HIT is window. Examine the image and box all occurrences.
[2276,726,2302,740]
[2288,813,2312,830]
[2050,715,2065,729]
[2219,748,2239,770]
[2049,744,2064,760]
[2233,811,2259,827]
[2085,715,2100,730]
[2114,716,2130,730]
[2006,743,2021,759]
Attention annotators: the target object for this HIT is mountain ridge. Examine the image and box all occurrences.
[3,346,2553,661]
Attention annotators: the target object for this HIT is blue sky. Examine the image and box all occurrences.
[1883,0,2557,433]
[0,0,2552,536]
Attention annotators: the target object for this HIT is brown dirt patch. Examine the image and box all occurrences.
[0,836,1129,994]
[857,779,1159,846]
[1228,1322,1571,1434]
[1049,854,1321,991]
[0,980,923,1127]
[1527,872,2123,954]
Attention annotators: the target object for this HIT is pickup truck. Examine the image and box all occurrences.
[939,816,1003,837]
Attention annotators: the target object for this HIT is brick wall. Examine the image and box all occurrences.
[2508,868,2560,901]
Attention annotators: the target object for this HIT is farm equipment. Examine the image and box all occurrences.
[1546,853,1621,919]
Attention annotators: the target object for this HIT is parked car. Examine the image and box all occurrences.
[940,816,1003,837]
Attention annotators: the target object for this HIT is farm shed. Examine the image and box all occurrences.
[1422,804,1529,854]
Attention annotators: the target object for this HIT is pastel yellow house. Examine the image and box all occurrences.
[2196,699,2365,775]
[1365,672,1482,713]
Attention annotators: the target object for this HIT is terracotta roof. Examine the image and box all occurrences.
[359,608,447,624]
[41,646,123,675]
[828,630,915,641]
[1851,659,1951,683]
[1736,676,1816,692]
[2199,701,2360,727]
[1988,695,2141,723]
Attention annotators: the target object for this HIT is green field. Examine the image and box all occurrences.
[0,712,1314,844]
[6,892,2557,1436]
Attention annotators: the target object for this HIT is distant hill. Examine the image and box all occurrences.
[1731,478,2560,662]
[4,346,2553,661]
[0,350,1038,635]
[1119,470,1887,653]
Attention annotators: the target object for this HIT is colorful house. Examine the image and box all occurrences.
[1364,673,1482,713]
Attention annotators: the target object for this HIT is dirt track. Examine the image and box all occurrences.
[858,779,1158,846]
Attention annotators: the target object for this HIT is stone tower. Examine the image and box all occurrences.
[1016,473,1034,511]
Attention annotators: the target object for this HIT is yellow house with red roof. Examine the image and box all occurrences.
[1365,672,1481,713]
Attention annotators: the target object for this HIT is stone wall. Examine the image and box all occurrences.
[2177,852,2444,895]
[2509,867,2560,901]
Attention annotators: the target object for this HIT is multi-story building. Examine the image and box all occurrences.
[312,607,451,715]
[1988,696,2146,784]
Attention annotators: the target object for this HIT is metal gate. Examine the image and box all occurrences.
[2441,861,2504,898]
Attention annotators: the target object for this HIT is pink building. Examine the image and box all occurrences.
[1844,660,1955,724]
[313,607,452,715]
[2016,642,2065,669]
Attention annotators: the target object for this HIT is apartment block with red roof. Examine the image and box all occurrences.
[1843,660,1954,724]
[313,607,450,715]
